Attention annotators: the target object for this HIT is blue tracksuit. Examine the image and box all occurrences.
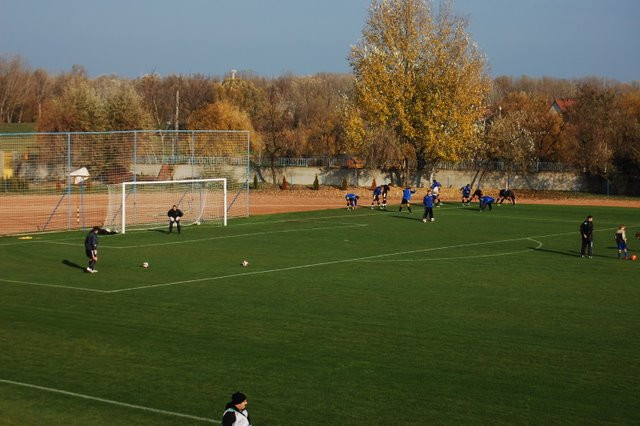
[402,188,414,201]
[480,195,494,211]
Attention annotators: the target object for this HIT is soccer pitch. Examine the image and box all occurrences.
[1,203,639,424]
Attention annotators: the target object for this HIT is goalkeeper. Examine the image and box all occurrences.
[167,205,184,234]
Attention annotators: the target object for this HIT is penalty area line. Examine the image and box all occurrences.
[107,231,585,293]
[0,278,109,293]
[0,378,218,423]
[357,238,543,262]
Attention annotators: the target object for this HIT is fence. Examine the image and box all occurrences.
[0,130,250,235]
[253,156,574,173]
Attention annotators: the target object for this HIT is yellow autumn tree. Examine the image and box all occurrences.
[188,100,260,155]
[349,0,490,184]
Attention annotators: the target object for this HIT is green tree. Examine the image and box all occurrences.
[349,0,490,184]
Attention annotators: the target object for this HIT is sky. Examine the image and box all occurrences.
[1,0,639,82]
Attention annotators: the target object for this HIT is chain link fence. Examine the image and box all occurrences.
[0,130,250,235]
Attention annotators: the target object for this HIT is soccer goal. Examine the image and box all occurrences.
[104,178,227,234]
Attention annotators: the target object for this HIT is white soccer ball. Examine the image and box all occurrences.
[195,221,201,226]
[241,260,249,267]
[142,262,149,268]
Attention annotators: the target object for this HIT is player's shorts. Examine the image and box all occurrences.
[86,249,97,259]
[401,198,409,204]
[617,241,627,250]
[462,192,470,198]
[372,195,380,202]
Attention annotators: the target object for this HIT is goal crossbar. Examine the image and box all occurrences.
[119,178,227,234]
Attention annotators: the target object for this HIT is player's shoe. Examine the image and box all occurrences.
[91,269,98,273]
[422,218,427,223]
[431,218,435,222]
[371,206,374,209]
[86,267,92,273]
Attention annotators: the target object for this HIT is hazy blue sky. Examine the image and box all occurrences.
[1,0,638,81]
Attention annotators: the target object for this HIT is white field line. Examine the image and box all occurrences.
[40,222,368,249]
[357,238,543,262]
[106,228,612,294]
[0,378,217,423]
[0,278,110,293]
[0,225,626,295]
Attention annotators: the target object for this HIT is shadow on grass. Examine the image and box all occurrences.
[533,247,614,259]
[151,229,170,234]
[62,259,86,271]
[391,214,423,222]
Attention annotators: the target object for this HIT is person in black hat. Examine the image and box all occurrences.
[222,391,252,425]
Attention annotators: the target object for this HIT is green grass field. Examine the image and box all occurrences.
[1,203,639,424]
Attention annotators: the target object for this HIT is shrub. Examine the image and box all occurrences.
[312,174,320,190]
[281,176,289,190]
[340,177,348,190]
[253,174,259,190]
[371,178,377,189]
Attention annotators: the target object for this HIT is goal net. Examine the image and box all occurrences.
[104,178,227,233]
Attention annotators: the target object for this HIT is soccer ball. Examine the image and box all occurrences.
[142,262,149,268]
[241,260,249,267]
[195,221,201,226]
[631,254,638,261]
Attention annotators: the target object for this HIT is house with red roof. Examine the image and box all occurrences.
[549,98,576,114]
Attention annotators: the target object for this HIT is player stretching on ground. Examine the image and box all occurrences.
[431,179,442,207]
[84,226,100,273]
[460,184,471,206]
[381,183,391,209]
[345,193,359,210]
[479,195,494,211]
[371,185,382,209]
[615,224,628,260]
[422,190,435,222]
[168,204,184,234]
[398,186,416,213]
[496,188,517,205]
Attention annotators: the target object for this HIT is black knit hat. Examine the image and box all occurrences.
[231,392,247,405]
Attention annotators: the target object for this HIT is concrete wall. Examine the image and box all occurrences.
[251,165,587,191]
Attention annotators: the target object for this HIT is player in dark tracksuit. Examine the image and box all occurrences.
[381,184,391,209]
[84,226,100,273]
[471,188,483,202]
[496,188,517,205]
[168,205,184,234]
[580,215,594,258]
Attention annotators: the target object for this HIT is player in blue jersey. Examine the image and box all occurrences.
[371,185,383,209]
[422,190,435,222]
[479,195,494,211]
[345,193,359,210]
[460,184,471,206]
[431,179,442,207]
[398,186,416,213]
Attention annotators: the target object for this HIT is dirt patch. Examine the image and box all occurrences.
[2,186,638,235]
[249,186,640,215]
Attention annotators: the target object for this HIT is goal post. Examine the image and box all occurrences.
[105,178,227,234]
